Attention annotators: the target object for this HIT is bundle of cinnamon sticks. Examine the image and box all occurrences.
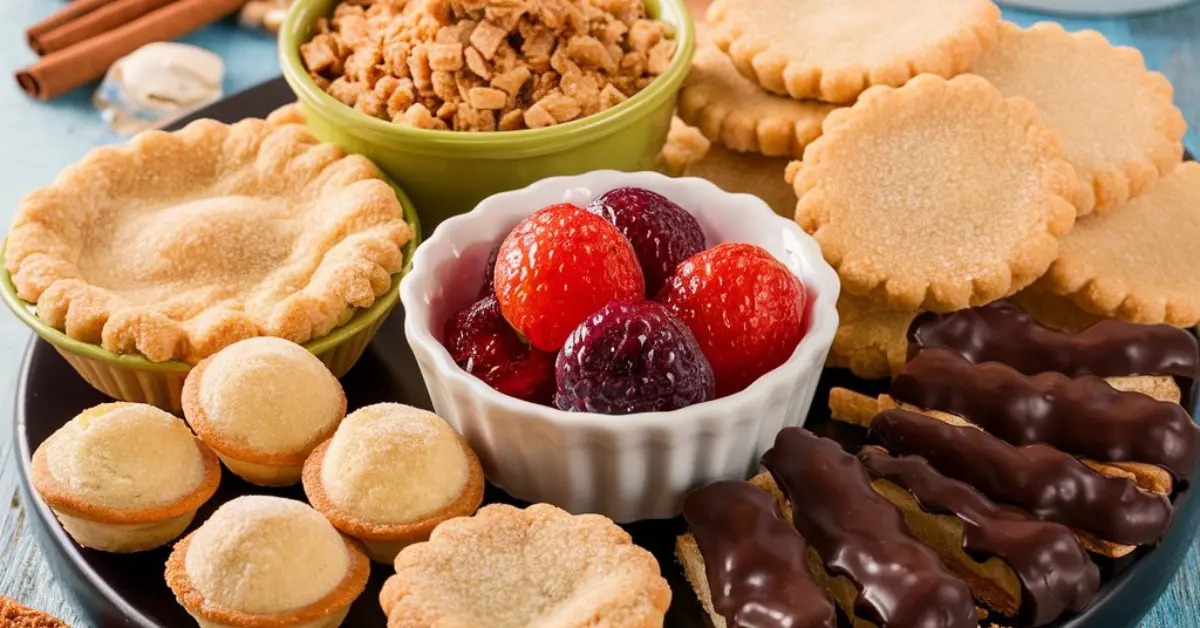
[18,0,249,101]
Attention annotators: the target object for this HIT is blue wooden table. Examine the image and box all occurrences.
[0,1,1196,625]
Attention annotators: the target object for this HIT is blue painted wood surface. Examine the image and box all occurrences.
[0,1,1196,625]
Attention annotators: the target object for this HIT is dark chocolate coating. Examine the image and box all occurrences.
[858,448,1099,627]
[683,481,836,628]
[891,348,1200,480]
[762,428,977,628]
[870,409,1174,546]
[907,301,1198,380]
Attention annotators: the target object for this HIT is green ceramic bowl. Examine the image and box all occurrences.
[0,181,422,414]
[279,0,695,230]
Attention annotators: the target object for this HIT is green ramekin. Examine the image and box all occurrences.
[279,0,695,230]
[0,181,422,415]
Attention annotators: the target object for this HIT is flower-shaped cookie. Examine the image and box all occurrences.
[678,45,837,158]
[971,22,1186,215]
[829,293,918,379]
[1042,162,1200,327]
[380,503,671,627]
[791,74,1078,312]
[708,0,999,103]
[4,118,412,363]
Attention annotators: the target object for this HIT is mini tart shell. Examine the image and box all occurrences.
[31,432,220,525]
[165,532,370,628]
[181,354,348,485]
[707,0,999,104]
[301,432,486,562]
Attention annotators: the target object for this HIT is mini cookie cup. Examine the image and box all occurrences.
[301,434,486,563]
[181,356,348,487]
[31,439,221,553]
[165,533,370,628]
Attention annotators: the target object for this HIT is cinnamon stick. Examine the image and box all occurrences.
[25,0,113,47]
[30,0,184,56]
[16,0,247,102]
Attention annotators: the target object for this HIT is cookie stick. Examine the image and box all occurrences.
[831,397,1173,557]
[907,300,1198,384]
[858,447,1099,627]
[677,481,837,628]
[893,349,1199,483]
[762,428,978,628]
[830,388,1172,496]
[830,390,1142,558]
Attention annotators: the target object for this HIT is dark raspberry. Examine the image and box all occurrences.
[660,243,809,397]
[586,187,706,297]
[555,301,715,414]
[478,244,501,298]
[444,295,555,404]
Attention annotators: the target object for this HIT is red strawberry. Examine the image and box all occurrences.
[444,295,556,404]
[660,243,809,397]
[494,203,645,352]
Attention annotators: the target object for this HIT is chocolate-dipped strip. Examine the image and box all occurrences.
[681,481,837,628]
[907,300,1199,380]
[762,428,977,628]
[892,348,1200,481]
[830,387,1154,557]
[869,409,1174,547]
[858,447,1099,627]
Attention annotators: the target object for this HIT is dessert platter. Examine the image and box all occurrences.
[4,0,1200,627]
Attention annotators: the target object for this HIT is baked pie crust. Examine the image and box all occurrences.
[380,503,671,627]
[302,403,485,564]
[4,117,412,364]
[32,402,221,553]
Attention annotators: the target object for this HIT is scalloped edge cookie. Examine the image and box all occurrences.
[707,0,1000,103]
[678,45,837,157]
[790,74,1078,312]
[1042,161,1200,327]
[380,503,671,627]
[829,293,919,379]
[970,22,1186,215]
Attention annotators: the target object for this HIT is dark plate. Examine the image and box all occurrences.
[12,78,1200,628]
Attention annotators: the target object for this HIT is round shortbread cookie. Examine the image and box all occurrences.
[970,22,1186,215]
[1009,284,1104,333]
[1042,162,1200,327]
[792,74,1079,312]
[707,0,1000,103]
[678,45,837,158]
[829,293,918,379]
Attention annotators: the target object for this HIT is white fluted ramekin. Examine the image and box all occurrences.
[401,171,839,522]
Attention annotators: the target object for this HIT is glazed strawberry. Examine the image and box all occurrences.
[494,203,644,352]
[555,301,715,414]
[586,187,706,296]
[444,295,556,404]
[660,243,809,397]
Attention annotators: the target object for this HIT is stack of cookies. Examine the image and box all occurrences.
[664,0,1196,380]
[657,0,846,216]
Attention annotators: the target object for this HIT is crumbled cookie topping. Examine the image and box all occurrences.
[301,0,676,131]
